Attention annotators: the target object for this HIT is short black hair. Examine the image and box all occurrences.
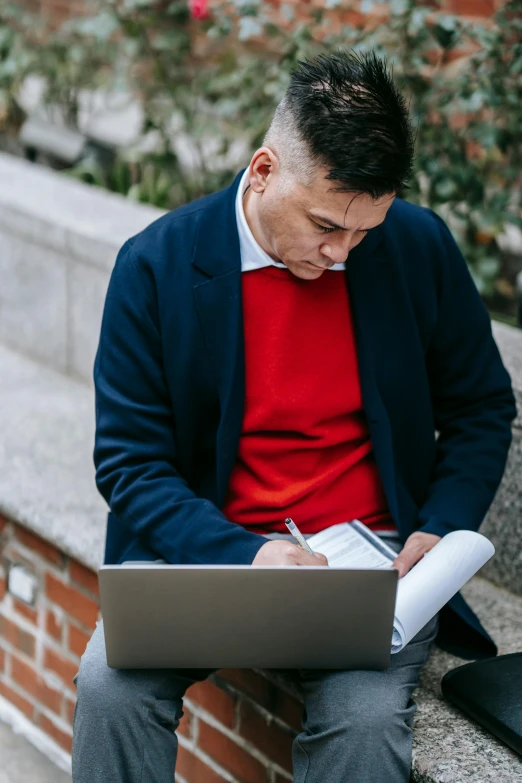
[285,49,415,199]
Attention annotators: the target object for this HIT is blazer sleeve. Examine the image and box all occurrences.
[416,209,518,539]
[93,239,266,565]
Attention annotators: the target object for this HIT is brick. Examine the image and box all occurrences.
[14,526,64,567]
[44,647,79,689]
[238,701,293,772]
[65,695,77,726]
[0,614,36,658]
[0,679,34,720]
[46,609,63,642]
[176,745,228,783]
[0,574,5,601]
[38,712,73,754]
[11,654,63,716]
[198,720,268,783]
[0,646,5,672]
[187,679,237,729]
[275,690,303,733]
[5,546,34,570]
[13,597,38,625]
[69,560,99,597]
[215,669,303,731]
[45,573,99,629]
[0,514,9,533]
[215,669,274,709]
[68,622,91,658]
[177,705,194,739]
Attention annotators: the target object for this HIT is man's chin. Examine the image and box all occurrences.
[285,261,326,279]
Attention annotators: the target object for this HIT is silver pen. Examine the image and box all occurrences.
[284,517,317,556]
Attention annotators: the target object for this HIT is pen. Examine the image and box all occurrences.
[284,518,317,556]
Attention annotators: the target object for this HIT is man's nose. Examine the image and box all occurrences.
[320,236,352,264]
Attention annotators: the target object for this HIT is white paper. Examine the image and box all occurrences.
[308,522,397,569]
[307,523,495,654]
[390,530,494,652]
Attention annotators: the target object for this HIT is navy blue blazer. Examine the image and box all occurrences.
[94,168,517,660]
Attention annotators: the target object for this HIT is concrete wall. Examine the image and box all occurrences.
[0,153,165,385]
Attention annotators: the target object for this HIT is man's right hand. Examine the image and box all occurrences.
[252,540,329,567]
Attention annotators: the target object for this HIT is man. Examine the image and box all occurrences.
[71,50,517,782]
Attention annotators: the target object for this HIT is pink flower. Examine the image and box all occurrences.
[189,0,210,20]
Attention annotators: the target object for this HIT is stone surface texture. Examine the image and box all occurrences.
[0,152,165,384]
[410,578,522,782]
[0,343,106,571]
[0,231,67,373]
[480,432,522,596]
[491,321,522,429]
[0,718,71,782]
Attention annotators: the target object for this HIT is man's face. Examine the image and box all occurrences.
[244,149,395,280]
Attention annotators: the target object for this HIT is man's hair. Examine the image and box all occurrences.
[263,49,415,200]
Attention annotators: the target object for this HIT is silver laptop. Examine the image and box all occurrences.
[98,562,398,671]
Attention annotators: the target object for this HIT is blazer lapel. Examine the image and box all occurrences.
[345,236,401,532]
[192,171,246,506]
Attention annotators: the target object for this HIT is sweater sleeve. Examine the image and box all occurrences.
[93,239,266,565]
[416,209,518,539]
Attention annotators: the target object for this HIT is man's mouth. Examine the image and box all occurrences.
[307,261,331,270]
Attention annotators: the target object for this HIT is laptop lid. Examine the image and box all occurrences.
[99,564,398,670]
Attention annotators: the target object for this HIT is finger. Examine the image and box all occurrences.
[296,549,325,566]
[392,551,421,578]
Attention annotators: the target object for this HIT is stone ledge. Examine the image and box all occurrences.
[412,576,522,783]
[0,152,165,274]
[491,321,522,429]
[0,342,106,572]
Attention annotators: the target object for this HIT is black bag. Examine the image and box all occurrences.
[441,652,522,756]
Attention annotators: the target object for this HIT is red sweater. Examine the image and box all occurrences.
[222,266,397,536]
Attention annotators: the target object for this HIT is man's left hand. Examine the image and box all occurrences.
[391,531,442,578]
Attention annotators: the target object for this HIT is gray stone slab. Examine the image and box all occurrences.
[0,719,71,782]
[492,321,522,430]
[0,232,67,373]
[68,262,110,385]
[0,343,106,572]
[480,430,522,596]
[411,577,522,782]
[0,152,165,274]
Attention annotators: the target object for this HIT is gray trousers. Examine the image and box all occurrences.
[72,617,438,783]
[71,536,440,782]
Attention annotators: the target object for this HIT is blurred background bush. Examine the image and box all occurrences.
[1,0,521,322]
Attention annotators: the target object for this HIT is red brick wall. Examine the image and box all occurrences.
[0,514,100,755]
[0,514,302,781]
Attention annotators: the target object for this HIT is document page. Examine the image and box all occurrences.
[307,521,397,569]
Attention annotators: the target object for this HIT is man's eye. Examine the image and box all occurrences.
[315,223,369,235]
